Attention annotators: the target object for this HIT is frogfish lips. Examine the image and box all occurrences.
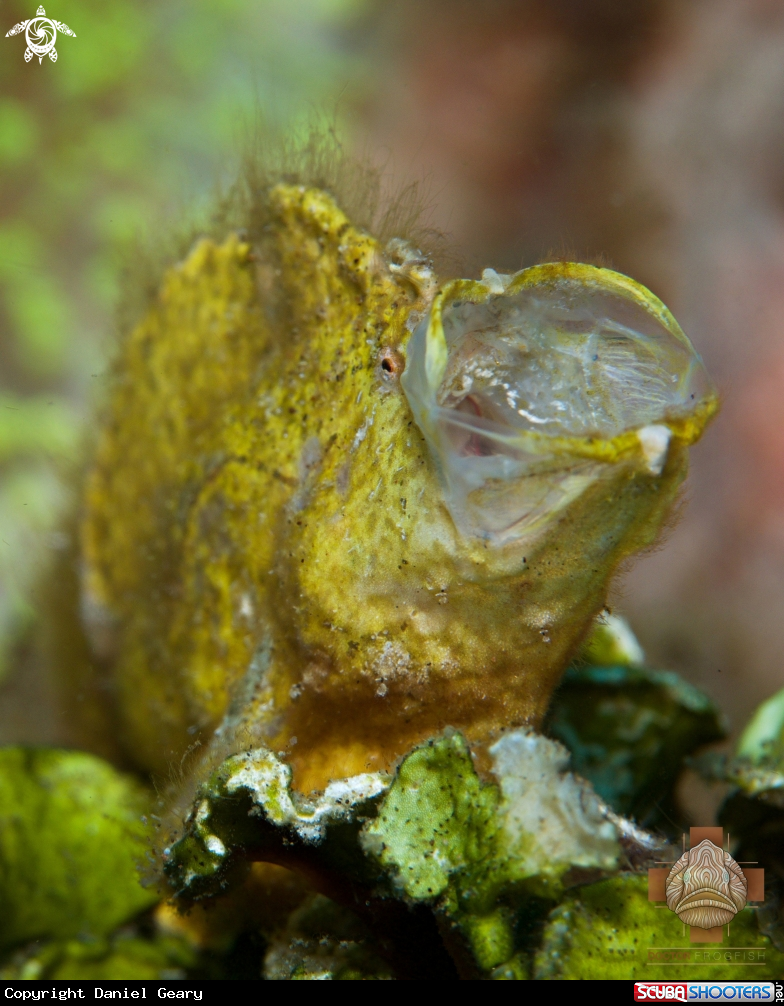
[401,262,717,546]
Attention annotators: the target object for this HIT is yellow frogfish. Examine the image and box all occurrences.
[73,182,716,794]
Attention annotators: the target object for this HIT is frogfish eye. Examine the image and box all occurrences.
[401,263,716,544]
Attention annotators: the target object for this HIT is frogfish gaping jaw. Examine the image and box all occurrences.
[402,262,715,546]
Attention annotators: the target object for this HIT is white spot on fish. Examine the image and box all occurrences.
[637,424,671,475]
[351,407,376,452]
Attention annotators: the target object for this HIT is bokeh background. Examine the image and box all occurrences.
[2,0,784,775]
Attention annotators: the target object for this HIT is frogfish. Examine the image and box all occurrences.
[71,181,716,794]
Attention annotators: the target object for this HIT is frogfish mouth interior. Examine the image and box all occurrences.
[75,184,717,794]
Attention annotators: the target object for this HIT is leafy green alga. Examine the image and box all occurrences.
[168,729,634,978]
[0,747,157,950]
[534,874,784,980]
[0,930,197,981]
[546,664,726,828]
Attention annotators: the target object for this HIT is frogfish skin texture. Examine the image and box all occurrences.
[78,184,717,793]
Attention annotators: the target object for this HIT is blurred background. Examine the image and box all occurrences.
[2,0,784,763]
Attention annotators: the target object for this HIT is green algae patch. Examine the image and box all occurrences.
[546,664,726,829]
[361,730,621,911]
[0,747,157,950]
[164,744,457,980]
[362,730,624,975]
[714,686,784,805]
[167,729,642,978]
[736,686,784,767]
[703,690,784,955]
[360,732,499,903]
[534,874,783,980]
[164,748,389,904]
[0,931,197,981]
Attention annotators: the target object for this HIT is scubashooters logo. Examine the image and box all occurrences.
[5,6,75,63]
[635,983,783,1002]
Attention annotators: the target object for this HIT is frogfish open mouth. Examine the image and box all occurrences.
[402,263,714,545]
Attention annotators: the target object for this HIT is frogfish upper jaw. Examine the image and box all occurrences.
[401,262,718,546]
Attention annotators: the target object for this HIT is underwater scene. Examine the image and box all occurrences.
[1,0,784,984]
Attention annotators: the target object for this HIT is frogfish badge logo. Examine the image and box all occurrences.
[665,839,747,928]
[5,6,76,64]
[648,827,765,942]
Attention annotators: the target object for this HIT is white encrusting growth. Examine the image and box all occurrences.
[351,407,376,452]
[225,749,389,843]
[480,268,512,294]
[490,730,620,875]
[205,834,226,856]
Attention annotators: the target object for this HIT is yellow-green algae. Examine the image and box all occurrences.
[0,748,156,951]
[165,727,643,979]
[79,182,716,794]
[534,874,784,980]
[0,932,197,982]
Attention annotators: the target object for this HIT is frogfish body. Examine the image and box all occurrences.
[76,184,716,793]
